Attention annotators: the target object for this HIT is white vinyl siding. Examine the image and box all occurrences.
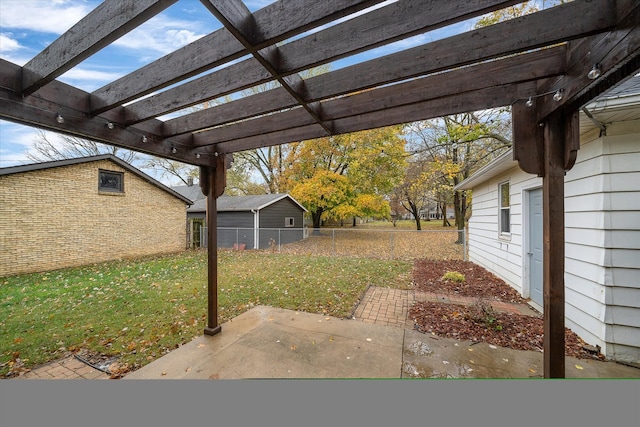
[464,120,640,364]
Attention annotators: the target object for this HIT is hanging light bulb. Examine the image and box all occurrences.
[196,153,201,159]
[525,97,534,107]
[55,113,64,124]
[553,89,564,102]
[141,135,148,143]
[106,122,115,129]
[171,146,177,154]
[587,64,601,80]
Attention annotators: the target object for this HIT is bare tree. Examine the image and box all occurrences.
[26,130,140,164]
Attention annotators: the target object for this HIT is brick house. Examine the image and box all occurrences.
[0,154,192,277]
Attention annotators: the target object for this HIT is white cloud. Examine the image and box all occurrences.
[0,33,22,54]
[59,67,125,83]
[112,15,206,56]
[0,1,92,34]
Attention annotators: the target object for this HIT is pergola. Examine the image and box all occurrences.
[1,0,638,378]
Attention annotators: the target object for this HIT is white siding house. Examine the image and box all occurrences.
[456,76,640,364]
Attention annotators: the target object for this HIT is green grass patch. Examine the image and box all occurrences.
[0,250,411,377]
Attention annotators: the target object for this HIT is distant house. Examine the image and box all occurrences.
[0,155,192,277]
[455,76,640,364]
[186,194,307,249]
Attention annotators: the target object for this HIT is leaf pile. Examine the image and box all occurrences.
[409,260,603,360]
[413,259,527,303]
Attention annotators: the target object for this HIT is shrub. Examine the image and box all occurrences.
[441,271,465,282]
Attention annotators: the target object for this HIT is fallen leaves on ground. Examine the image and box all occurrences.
[412,259,527,303]
[409,260,605,361]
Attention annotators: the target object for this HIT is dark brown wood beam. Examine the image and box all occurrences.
[163,88,297,137]
[278,0,522,74]
[535,2,640,121]
[201,160,221,336]
[176,46,566,140]
[124,0,525,125]
[202,0,333,136]
[122,58,274,124]
[212,82,536,153]
[159,0,615,139]
[21,0,177,96]
[90,0,381,114]
[303,0,618,102]
[0,59,207,166]
[542,111,571,379]
[512,102,544,176]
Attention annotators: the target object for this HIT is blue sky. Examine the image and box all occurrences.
[0,0,483,183]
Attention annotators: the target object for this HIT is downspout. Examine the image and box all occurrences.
[581,107,607,137]
[252,209,259,249]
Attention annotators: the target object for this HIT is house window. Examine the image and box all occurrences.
[499,181,510,234]
[285,217,295,227]
[99,170,124,193]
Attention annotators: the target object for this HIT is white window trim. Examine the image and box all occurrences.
[498,181,511,239]
[285,217,295,228]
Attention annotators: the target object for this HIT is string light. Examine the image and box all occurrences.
[196,153,201,159]
[106,122,115,129]
[141,135,148,143]
[525,97,534,107]
[171,146,177,154]
[55,113,64,124]
[553,89,564,102]
[587,63,601,80]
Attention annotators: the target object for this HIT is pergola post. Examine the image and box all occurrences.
[200,154,229,336]
[542,112,567,378]
[513,105,580,378]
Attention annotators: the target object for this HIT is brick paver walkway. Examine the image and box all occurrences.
[15,355,110,380]
[352,286,539,328]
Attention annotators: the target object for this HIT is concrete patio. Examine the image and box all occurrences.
[124,304,640,380]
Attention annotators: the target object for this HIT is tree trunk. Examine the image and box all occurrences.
[408,202,421,230]
[312,208,324,235]
[440,202,451,227]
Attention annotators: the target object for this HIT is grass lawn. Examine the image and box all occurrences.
[0,249,411,377]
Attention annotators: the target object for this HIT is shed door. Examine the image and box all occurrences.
[528,188,543,307]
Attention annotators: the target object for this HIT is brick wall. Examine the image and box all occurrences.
[0,159,187,276]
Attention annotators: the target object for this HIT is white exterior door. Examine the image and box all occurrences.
[528,188,543,307]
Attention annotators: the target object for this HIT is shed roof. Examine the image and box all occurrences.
[0,154,193,204]
[187,193,307,213]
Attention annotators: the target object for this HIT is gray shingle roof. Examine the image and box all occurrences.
[172,184,205,203]
[187,194,307,213]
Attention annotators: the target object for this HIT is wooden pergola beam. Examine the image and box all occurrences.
[21,0,178,96]
[189,47,566,146]
[90,0,382,114]
[536,3,640,120]
[124,0,616,129]
[303,0,618,103]
[212,82,537,154]
[0,60,206,166]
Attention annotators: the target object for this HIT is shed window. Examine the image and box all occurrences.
[499,181,510,234]
[99,170,124,193]
[285,217,295,227]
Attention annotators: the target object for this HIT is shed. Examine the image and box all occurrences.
[455,76,640,364]
[188,194,307,249]
[0,154,192,276]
